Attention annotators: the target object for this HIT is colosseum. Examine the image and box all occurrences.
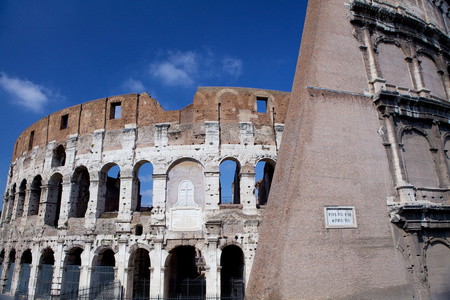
[0,87,289,299]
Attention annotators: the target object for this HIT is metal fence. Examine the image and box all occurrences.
[59,281,122,300]
[35,264,54,299]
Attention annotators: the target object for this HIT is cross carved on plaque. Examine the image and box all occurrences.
[177,180,195,207]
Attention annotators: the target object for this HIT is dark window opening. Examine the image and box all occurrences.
[110,102,121,119]
[28,131,35,151]
[221,246,245,300]
[28,176,42,216]
[60,114,69,130]
[105,165,120,213]
[52,145,66,167]
[257,97,268,113]
[135,224,143,236]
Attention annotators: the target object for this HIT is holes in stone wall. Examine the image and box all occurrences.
[256,97,268,113]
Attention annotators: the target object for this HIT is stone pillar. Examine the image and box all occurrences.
[384,115,416,203]
[57,182,72,228]
[79,239,93,289]
[10,260,22,296]
[204,172,220,210]
[27,246,40,299]
[37,184,50,226]
[11,192,19,222]
[117,170,134,232]
[124,267,134,299]
[51,239,65,296]
[240,172,257,215]
[85,178,106,230]
[115,237,128,288]
[205,221,220,297]
[1,196,8,224]
[151,174,167,225]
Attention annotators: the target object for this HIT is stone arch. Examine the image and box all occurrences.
[425,240,450,299]
[91,247,116,290]
[376,41,413,89]
[166,158,205,209]
[61,247,83,295]
[220,244,245,299]
[255,158,276,206]
[99,163,121,214]
[51,144,66,167]
[219,157,242,204]
[28,175,42,216]
[164,245,206,299]
[128,247,151,299]
[401,128,439,187]
[70,166,90,218]
[17,249,32,296]
[45,172,63,226]
[35,247,54,298]
[133,160,154,211]
[418,51,446,99]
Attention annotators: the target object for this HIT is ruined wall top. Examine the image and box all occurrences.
[11,87,290,163]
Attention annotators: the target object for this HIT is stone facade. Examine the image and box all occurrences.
[0,87,289,299]
[247,1,450,299]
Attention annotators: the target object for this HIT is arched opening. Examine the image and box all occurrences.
[103,165,120,213]
[134,162,154,212]
[401,130,439,188]
[377,42,413,89]
[45,173,62,227]
[255,160,275,206]
[61,248,82,295]
[165,246,205,298]
[70,167,90,218]
[221,245,245,300]
[220,159,240,204]
[91,249,115,290]
[129,248,150,299]
[16,180,27,219]
[426,242,450,299]
[35,248,54,298]
[419,54,445,99]
[17,250,32,297]
[5,249,15,293]
[51,145,66,167]
[28,175,42,216]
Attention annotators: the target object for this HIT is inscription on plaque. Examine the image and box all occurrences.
[324,206,356,228]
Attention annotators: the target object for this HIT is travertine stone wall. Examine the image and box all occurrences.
[0,87,289,299]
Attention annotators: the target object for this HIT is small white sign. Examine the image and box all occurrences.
[324,206,357,228]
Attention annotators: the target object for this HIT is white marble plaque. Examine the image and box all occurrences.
[324,206,356,228]
[170,208,202,231]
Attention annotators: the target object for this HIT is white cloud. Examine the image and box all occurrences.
[139,174,153,183]
[141,189,153,196]
[149,51,197,86]
[149,50,243,87]
[122,78,145,93]
[0,72,54,113]
[222,57,243,78]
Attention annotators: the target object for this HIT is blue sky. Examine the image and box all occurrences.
[0,1,307,207]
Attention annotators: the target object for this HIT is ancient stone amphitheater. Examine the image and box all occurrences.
[0,87,289,299]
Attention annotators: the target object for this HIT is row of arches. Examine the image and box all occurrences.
[0,244,245,299]
[2,156,275,225]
